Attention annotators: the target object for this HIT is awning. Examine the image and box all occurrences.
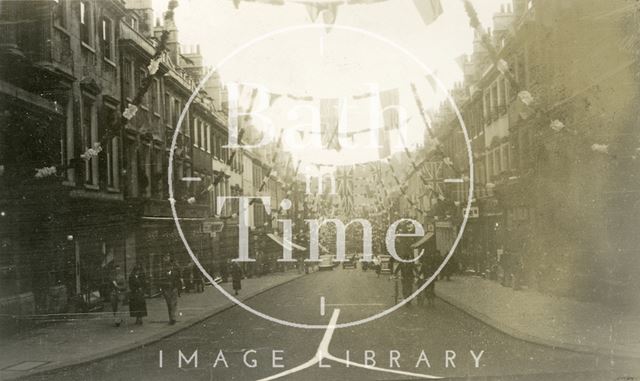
[411,232,435,249]
[267,233,306,251]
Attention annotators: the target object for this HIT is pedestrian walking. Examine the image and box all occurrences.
[394,261,415,306]
[128,263,147,325]
[159,255,182,325]
[109,264,126,327]
[231,261,243,296]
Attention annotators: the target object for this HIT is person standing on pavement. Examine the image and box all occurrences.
[231,261,243,296]
[109,264,126,327]
[160,255,182,325]
[128,263,147,325]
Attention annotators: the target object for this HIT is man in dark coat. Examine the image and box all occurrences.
[230,261,243,296]
[159,255,182,325]
[394,261,416,306]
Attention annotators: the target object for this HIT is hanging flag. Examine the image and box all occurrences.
[320,4,338,31]
[378,88,399,159]
[320,98,341,151]
[413,0,443,26]
[269,93,282,106]
[305,3,320,21]
[337,166,354,217]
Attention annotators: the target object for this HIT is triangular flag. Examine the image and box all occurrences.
[305,3,320,22]
[321,4,338,25]
[413,0,443,26]
[269,93,282,106]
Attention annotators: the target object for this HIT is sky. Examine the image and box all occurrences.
[152,0,506,169]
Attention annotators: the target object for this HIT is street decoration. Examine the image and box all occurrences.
[462,0,636,161]
[30,0,179,180]
[228,0,443,29]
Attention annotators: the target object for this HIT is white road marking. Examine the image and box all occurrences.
[320,297,325,316]
[181,177,202,182]
[325,303,384,307]
[256,309,442,381]
[444,178,464,183]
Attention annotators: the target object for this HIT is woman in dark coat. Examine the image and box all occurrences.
[230,261,243,296]
[129,263,147,325]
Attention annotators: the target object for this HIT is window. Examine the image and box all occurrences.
[134,68,142,101]
[141,144,151,198]
[483,91,490,121]
[172,99,180,127]
[200,122,206,151]
[123,59,133,100]
[80,1,93,46]
[101,17,114,61]
[130,15,139,31]
[153,148,163,198]
[516,52,527,88]
[82,97,98,186]
[206,124,211,153]
[138,69,150,107]
[55,0,68,28]
[104,103,119,189]
[491,83,498,118]
[126,138,138,197]
[501,144,509,172]
[193,118,199,148]
[164,93,171,123]
[493,149,500,175]
[151,79,160,115]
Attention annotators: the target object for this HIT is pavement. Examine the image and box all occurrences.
[0,269,304,380]
[436,275,640,359]
[10,267,640,381]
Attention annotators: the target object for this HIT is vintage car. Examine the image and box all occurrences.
[318,254,336,271]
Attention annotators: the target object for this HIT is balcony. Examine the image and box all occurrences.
[0,3,73,77]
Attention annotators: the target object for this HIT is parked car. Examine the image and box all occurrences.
[319,255,335,271]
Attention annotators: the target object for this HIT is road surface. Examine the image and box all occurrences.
[20,266,640,380]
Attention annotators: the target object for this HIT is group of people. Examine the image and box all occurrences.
[108,262,148,327]
[108,256,245,327]
[392,247,461,308]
